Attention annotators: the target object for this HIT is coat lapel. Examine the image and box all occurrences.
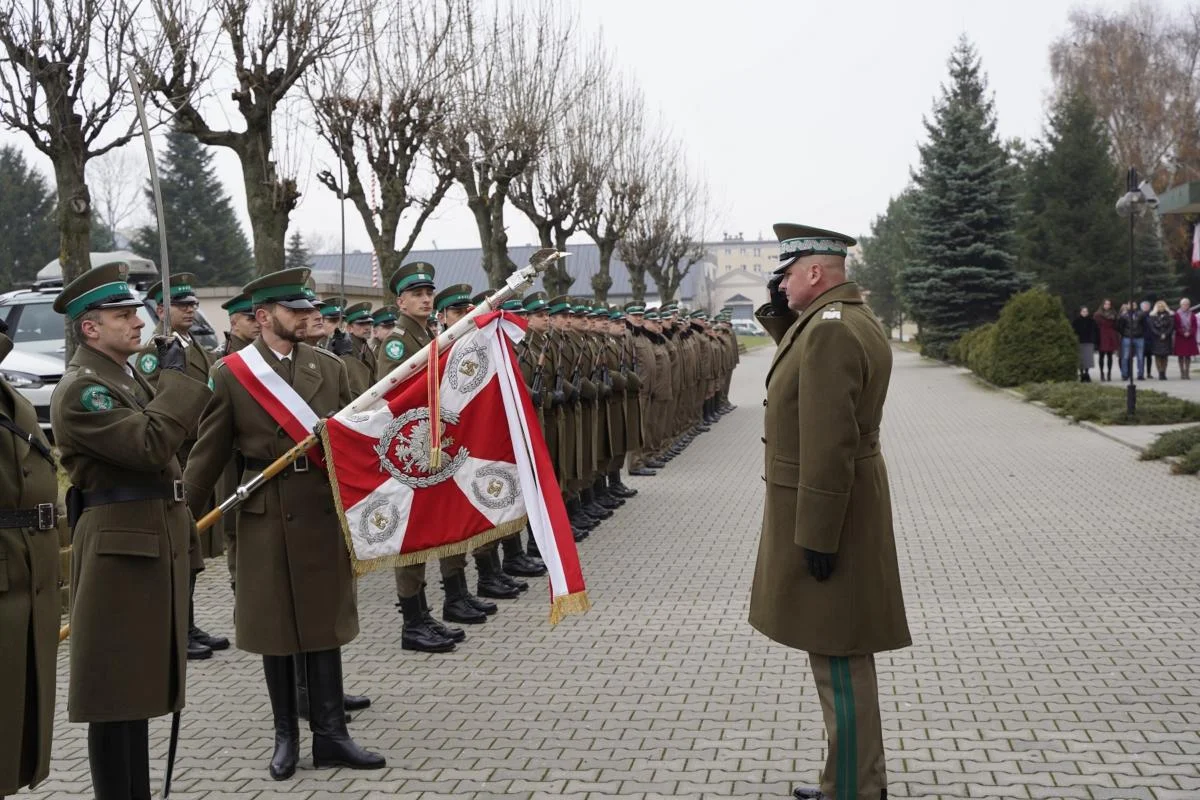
[764,282,865,387]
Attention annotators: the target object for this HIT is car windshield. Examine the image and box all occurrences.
[9,300,61,342]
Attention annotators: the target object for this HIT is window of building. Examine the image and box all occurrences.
[754,247,761,256]
[740,247,747,255]
[725,247,732,255]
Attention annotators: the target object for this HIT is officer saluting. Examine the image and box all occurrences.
[0,317,61,798]
[50,262,211,798]
[748,224,910,800]
[184,267,384,780]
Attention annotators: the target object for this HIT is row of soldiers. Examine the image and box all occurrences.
[0,257,739,797]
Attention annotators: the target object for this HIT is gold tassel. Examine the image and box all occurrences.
[548,591,592,625]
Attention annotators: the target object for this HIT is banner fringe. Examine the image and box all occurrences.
[348,516,528,577]
[548,590,591,625]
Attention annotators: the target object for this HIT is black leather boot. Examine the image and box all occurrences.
[492,548,528,591]
[397,593,458,651]
[645,457,666,468]
[567,496,595,531]
[88,721,132,799]
[594,477,623,509]
[417,587,468,639]
[189,571,229,652]
[262,655,300,780]
[475,552,521,599]
[582,488,612,519]
[443,570,490,623]
[608,470,638,497]
[628,465,657,476]
[502,533,546,576]
[127,719,151,800]
[527,528,542,558]
[298,654,369,719]
[187,637,213,660]
[307,649,386,770]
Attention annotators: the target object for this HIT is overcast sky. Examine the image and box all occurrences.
[4,0,1155,257]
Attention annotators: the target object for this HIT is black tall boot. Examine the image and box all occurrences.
[189,571,229,654]
[608,470,637,497]
[307,649,386,770]
[417,586,468,638]
[297,656,370,721]
[126,719,151,800]
[567,496,595,532]
[397,593,458,652]
[594,476,623,509]
[88,721,132,800]
[502,533,546,577]
[582,487,612,519]
[475,551,521,599]
[491,547,527,591]
[262,655,300,780]
[442,570,490,624]
[527,527,542,558]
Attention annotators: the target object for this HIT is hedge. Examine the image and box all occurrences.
[949,288,1076,387]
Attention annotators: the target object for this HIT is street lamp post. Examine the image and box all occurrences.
[1116,167,1160,419]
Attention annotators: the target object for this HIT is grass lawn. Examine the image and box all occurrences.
[1020,382,1200,425]
[739,335,772,352]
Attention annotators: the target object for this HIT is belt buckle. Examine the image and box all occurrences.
[36,503,55,531]
[172,480,185,503]
[293,455,310,474]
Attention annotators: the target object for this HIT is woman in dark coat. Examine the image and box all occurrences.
[1174,298,1199,378]
[1149,300,1175,379]
[1093,299,1120,381]
[1071,306,1099,382]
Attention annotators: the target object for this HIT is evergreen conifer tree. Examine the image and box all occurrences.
[133,129,253,285]
[284,230,314,271]
[1134,213,1180,305]
[1017,92,1126,314]
[904,37,1024,357]
[0,146,57,290]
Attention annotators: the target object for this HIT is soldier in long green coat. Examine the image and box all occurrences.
[50,263,211,798]
[136,272,231,661]
[0,322,61,797]
[748,224,909,800]
[341,302,376,396]
[216,293,258,593]
[184,268,384,779]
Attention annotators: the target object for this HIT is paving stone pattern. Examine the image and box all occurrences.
[27,349,1200,799]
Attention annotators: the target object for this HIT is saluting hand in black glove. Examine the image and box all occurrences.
[155,335,187,373]
[329,328,354,356]
[767,274,790,315]
[804,548,836,582]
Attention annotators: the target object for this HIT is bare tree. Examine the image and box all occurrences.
[647,164,711,305]
[311,0,458,283]
[0,0,143,289]
[431,1,580,288]
[89,149,145,242]
[576,80,654,302]
[618,182,673,305]
[138,0,357,275]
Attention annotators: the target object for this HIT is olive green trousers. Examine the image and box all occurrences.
[808,653,887,799]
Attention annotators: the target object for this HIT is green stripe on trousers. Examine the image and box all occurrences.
[831,656,858,799]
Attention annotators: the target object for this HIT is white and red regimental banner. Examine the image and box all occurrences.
[322,311,589,623]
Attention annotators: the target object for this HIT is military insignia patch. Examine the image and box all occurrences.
[80,384,114,412]
[821,308,842,320]
[384,340,405,361]
[137,353,158,374]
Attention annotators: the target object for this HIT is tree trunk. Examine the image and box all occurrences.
[379,250,404,288]
[488,192,515,285]
[238,133,294,275]
[54,150,93,361]
[629,267,647,304]
[591,239,615,302]
[542,228,575,297]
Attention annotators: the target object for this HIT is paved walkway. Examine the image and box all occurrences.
[29,348,1200,799]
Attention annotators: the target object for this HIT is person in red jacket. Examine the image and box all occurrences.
[1173,298,1199,379]
[1094,299,1120,381]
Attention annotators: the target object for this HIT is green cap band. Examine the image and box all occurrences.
[645,311,660,320]
[224,297,253,315]
[345,309,370,322]
[436,292,471,312]
[548,301,571,314]
[625,305,645,314]
[501,299,524,311]
[153,283,195,303]
[321,304,343,317]
[610,310,625,319]
[66,281,136,320]
[395,272,434,293]
[251,283,308,305]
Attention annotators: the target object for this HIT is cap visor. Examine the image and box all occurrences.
[96,298,145,310]
[277,298,316,310]
[773,256,799,276]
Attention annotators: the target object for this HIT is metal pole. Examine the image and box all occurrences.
[127,66,171,337]
[339,159,347,303]
[1127,167,1138,419]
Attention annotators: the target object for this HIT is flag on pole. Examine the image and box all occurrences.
[321,311,589,623]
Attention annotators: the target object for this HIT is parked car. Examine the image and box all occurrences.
[731,320,766,337]
[0,346,64,437]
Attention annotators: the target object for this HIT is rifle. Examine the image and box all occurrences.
[550,330,572,404]
[530,331,553,407]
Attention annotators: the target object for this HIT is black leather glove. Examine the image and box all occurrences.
[155,336,187,373]
[767,274,790,315]
[329,328,354,356]
[531,390,542,407]
[804,548,836,582]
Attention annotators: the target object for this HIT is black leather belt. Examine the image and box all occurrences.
[82,481,184,507]
[0,503,57,530]
[243,455,310,474]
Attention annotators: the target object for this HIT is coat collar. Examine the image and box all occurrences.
[766,282,864,386]
[251,337,323,404]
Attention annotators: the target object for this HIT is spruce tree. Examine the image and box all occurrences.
[1133,214,1180,305]
[855,188,918,335]
[133,128,253,285]
[0,146,57,290]
[904,37,1024,358]
[1017,92,1126,314]
[284,230,314,271]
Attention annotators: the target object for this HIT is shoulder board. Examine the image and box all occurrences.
[820,303,843,321]
[313,347,341,362]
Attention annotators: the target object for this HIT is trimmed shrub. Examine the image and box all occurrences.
[1021,383,1200,425]
[1141,425,1200,461]
[988,288,1077,387]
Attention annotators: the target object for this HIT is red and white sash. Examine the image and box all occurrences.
[223,346,324,465]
